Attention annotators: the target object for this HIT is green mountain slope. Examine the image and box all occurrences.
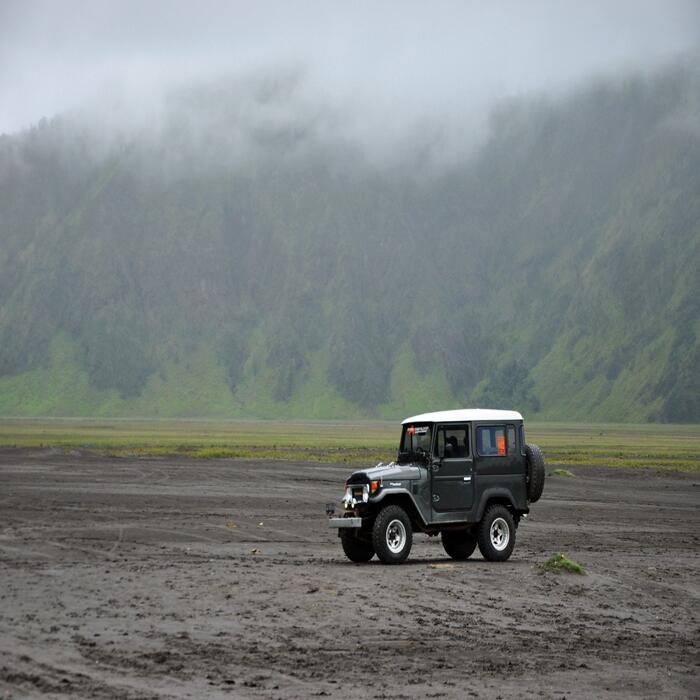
[0,66,698,421]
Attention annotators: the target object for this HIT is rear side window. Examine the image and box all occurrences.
[477,426,506,456]
[507,425,517,455]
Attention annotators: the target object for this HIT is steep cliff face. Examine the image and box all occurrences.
[0,67,698,421]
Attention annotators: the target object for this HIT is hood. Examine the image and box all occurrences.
[348,461,424,483]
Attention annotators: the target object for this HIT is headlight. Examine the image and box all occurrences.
[342,483,371,508]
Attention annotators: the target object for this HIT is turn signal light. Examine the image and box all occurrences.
[370,480,379,493]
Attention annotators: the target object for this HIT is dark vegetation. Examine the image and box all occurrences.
[0,65,698,420]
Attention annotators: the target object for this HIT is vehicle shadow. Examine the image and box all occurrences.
[335,557,530,567]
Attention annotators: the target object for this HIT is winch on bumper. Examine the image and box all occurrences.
[326,477,380,530]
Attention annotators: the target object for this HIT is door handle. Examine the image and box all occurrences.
[463,476,472,482]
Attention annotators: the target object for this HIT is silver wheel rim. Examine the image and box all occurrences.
[490,517,510,551]
[386,519,406,554]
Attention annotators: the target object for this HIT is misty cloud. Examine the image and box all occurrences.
[1,0,698,165]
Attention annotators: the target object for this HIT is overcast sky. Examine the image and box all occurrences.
[1,0,698,143]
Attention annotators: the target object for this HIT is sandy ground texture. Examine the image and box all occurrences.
[0,448,698,699]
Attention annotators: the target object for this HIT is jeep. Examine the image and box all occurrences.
[328,408,545,564]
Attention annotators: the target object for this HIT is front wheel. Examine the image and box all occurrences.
[477,504,516,562]
[372,505,413,564]
[340,532,375,563]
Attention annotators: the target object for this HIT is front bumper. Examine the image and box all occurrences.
[328,517,362,529]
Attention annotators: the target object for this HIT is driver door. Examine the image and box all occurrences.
[431,423,473,511]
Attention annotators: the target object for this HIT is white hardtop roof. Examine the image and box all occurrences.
[402,408,523,424]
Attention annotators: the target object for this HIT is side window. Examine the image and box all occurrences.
[436,424,469,458]
[477,426,507,456]
[507,425,517,455]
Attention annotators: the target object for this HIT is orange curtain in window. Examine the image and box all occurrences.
[496,434,506,455]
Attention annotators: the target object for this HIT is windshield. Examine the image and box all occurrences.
[398,423,432,463]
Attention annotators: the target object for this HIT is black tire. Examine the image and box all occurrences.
[372,505,412,564]
[340,532,375,563]
[524,443,545,503]
[442,530,477,560]
[477,504,516,562]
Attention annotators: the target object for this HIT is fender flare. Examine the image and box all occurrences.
[371,488,430,527]
[475,488,518,521]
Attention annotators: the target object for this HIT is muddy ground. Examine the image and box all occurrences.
[0,449,698,699]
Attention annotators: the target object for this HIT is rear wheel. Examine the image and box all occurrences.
[477,504,516,562]
[442,530,477,560]
[372,505,412,564]
[340,532,375,563]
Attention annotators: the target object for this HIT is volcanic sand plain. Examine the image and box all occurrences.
[0,432,698,698]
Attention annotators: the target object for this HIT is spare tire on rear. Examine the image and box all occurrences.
[524,443,545,503]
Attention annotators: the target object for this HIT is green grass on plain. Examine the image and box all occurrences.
[541,553,586,575]
[0,418,697,471]
[549,468,576,477]
[0,418,396,464]
[528,422,700,471]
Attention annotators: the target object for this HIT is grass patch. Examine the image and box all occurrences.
[0,419,697,471]
[528,422,700,472]
[549,468,576,477]
[113,444,390,464]
[541,553,586,575]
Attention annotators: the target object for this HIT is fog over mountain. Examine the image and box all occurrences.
[0,3,698,421]
[2,1,699,158]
